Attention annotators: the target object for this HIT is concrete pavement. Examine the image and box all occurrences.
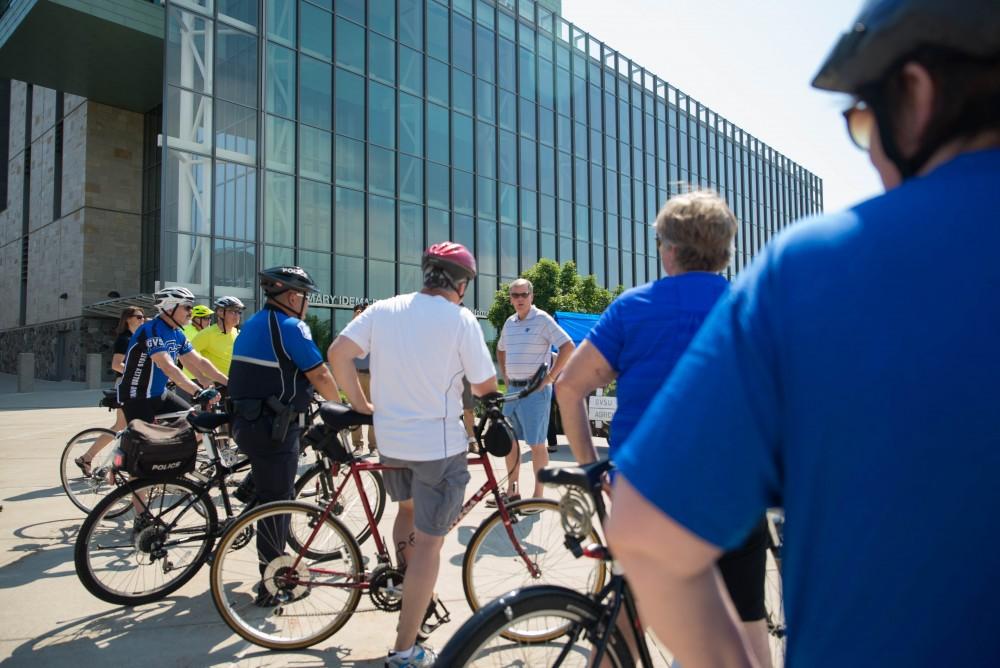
[0,377,672,667]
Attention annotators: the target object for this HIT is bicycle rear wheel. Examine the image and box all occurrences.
[74,478,217,605]
[60,428,122,515]
[293,463,385,545]
[462,498,607,641]
[437,585,634,667]
[210,501,363,650]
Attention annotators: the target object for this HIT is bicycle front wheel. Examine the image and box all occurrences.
[210,501,364,650]
[74,477,217,605]
[437,585,634,667]
[462,498,607,641]
[293,463,386,545]
[60,428,122,515]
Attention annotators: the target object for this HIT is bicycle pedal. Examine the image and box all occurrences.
[418,595,451,637]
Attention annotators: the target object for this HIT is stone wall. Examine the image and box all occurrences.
[0,316,118,382]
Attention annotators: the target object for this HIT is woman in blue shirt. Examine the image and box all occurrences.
[556,190,772,667]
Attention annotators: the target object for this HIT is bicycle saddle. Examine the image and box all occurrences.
[319,401,373,430]
[187,411,231,433]
[538,459,613,491]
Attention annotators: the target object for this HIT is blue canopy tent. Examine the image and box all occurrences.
[554,311,601,346]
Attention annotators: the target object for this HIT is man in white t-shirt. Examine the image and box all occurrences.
[328,242,497,668]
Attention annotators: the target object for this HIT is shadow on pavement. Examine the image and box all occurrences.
[5,484,71,504]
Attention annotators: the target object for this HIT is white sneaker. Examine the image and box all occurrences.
[385,644,436,667]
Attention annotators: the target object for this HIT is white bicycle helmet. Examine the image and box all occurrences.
[213,296,246,311]
[154,286,196,314]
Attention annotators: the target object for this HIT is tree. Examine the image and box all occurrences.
[304,313,333,356]
[486,259,624,332]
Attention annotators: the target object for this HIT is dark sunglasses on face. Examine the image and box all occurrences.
[131,314,146,320]
[843,100,874,151]
[509,292,531,299]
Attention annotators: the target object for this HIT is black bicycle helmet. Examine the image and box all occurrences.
[422,241,477,291]
[812,0,1000,94]
[259,266,320,297]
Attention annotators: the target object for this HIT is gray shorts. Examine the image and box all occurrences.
[381,452,471,536]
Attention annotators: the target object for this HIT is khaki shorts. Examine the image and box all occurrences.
[381,452,471,536]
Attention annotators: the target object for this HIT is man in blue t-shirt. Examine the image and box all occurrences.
[228,266,341,605]
[606,2,1000,667]
[557,191,771,665]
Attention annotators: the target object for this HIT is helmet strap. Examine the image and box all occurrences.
[162,305,183,330]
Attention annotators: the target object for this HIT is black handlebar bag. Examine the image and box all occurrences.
[120,419,199,478]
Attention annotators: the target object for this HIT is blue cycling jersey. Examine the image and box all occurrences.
[117,316,193,402]
[228,305,324,412]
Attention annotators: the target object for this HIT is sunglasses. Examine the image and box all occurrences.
[509,291,531,299]
[180,304,194,311]
[842,100,874,151]
[130,314,146,320]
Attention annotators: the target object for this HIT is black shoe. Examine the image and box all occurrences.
[547,443,558,453]
[254,581,311,607]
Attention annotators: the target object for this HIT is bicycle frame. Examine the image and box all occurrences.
[286,436,543,590]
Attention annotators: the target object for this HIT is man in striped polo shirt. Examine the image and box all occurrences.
[495,278,574,500]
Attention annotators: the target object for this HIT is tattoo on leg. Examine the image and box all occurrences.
[396,541,408,570]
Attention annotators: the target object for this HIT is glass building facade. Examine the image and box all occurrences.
[157,0,823,337]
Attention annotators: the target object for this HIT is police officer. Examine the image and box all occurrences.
[227,266,340,605]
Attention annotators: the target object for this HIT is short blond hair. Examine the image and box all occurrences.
[655,190,737,272]
[509,278,533,293]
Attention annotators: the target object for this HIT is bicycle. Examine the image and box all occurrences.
[208,365,607,650]
[59,390,216,516]
[73,407,386,606]
[437,460,788,667]
[765,508,786,666]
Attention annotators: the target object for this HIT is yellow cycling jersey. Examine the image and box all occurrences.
[192,324,238,376]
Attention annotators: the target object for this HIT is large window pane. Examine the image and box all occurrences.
[476,24,495,81]
[335,187,364,255]
[266,43,295,118]
[369,146,395,196]
[213,238,256,296]
[335,16,365,72]
[452,112,474,172]
[427,102,449,165]
[498,37,515,91]
[399,201,423,264]
[368,194,396,261]
[215,99,256,160]
[335,254,364,295]
[476,122,496,177]
[335,0,363,23]
[300,55,332,130]
[452,12,473,71]
[427,58,449,106]
[162,232,211,292]
[399,153,423,202]
[299,179,332,251]
[166,86,211,153]
[500,223,517,276]
[334,68,364,139]
[477,176,496,219]
[399,45,423,95]
[370,0,394,36]
[300,125,332,181]
[167,9,212,95]
[520,136,536,189]
[368,259,396,299]
[214,160,256,239]
[498,89,516,130]
[399,92,424,156]
[398,0,422,49]
[453,169,473,215]
[427,207,449,243]
[427,161,449,210]
[521,227,537,268]
[264,171,294,245]
[298,250,332,292]
[454,214,474,254]
[426,0,449,61]
[499,182,516,224]
[369,82,396,149]
[518,46,535,101]
[164,149,211,235]
[476,79,495,122]
[369,31,395,84]
[520,189,537,229]
[266,244,295,267]
[335,135,364,188]
[453,69,473,115]
[499,130,516,184]
[267,0,295,45]
[300,2,332,61]
[216,25,257,106]
[477,218,497,274]
[400,264,422,294]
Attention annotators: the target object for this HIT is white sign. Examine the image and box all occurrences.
[588,395,617,422]
[308,293,489,318]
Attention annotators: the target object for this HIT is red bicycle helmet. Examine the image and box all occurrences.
[422,241,477,290]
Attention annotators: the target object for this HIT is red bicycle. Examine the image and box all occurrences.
[208,366,606,650]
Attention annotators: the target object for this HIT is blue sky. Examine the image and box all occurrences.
[561,0,883,213]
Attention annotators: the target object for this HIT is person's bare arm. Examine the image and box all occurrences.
[304,364,341,402]
[471,376,498,398]
[548,340,576,383]
[606,476,758,668]
[554,341,616,465]
[178,350,228,386]
[152,352,203,396]
[111,353,125,375]
[327,336,373,413]
[496,349,508,386]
